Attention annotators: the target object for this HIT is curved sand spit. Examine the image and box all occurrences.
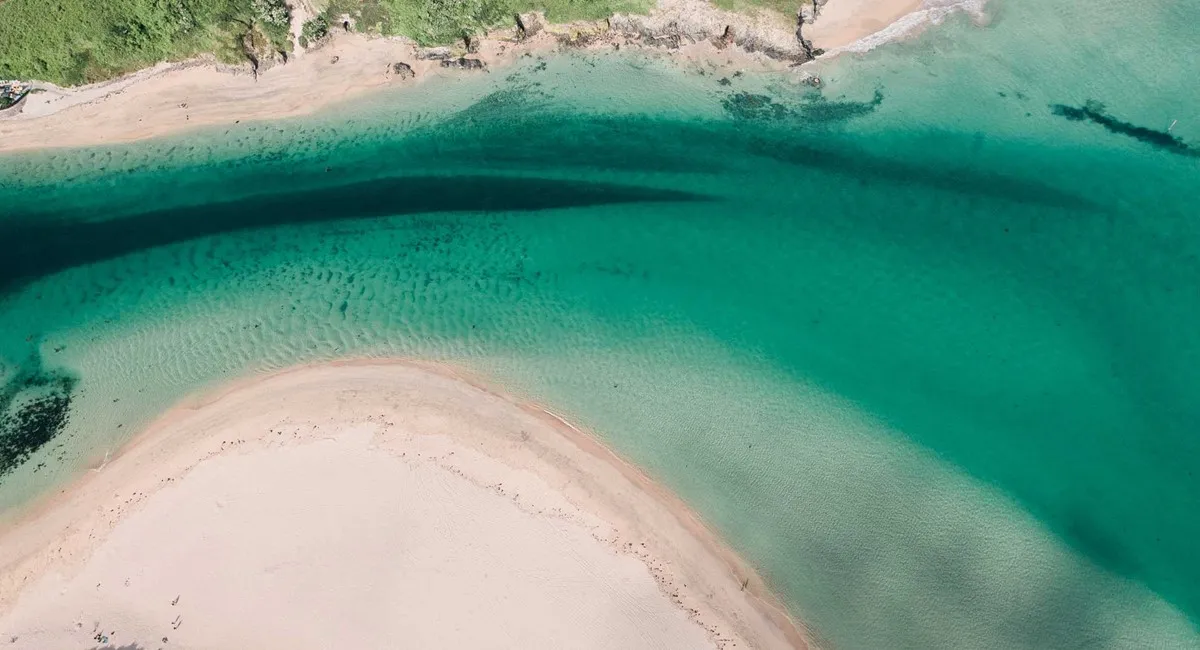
[0,361,811,650]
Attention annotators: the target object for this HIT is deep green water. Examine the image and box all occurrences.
[2,0,1199,647]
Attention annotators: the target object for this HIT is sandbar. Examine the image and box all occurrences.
[0,360,811,650]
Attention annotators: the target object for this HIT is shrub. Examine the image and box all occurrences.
[251,0,291,28]
[302,15,330,41]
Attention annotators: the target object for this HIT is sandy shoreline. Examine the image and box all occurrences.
[0,359,812,649]
[0,0,974,154]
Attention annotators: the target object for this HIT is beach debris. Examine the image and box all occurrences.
[330,56,339,64]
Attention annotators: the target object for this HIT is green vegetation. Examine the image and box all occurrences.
[0,0,654,86]
[0,0,292,85]
[322,0,651,47]
[299,15,330,47]
[710,0,797,18]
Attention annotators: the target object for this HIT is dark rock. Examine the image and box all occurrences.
[390,62,415,80]
[240,27,285,77]
[794,15,816,61]
[516,12,544,40]
[557,29,605,48]
[465,34,481,53]
[715,25,735,49]
[417,47,453,60]
[440,57,487,71]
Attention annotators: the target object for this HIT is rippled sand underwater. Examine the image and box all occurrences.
[2,0,1199,647]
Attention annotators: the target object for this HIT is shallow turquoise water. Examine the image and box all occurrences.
[1,0,1198,648]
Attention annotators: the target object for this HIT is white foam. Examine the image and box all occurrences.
[825,0,989,55]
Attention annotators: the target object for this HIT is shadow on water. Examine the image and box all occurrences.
[736,130,1101,212]
[414,114,1100,212]
[0,174,711,295]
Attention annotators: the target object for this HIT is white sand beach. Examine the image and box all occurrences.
[0,361,810,650]
[805,0,925,49]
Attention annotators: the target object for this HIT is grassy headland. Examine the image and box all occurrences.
[320,0,653,46]
[0,0,296,85]
[0,0,660,86]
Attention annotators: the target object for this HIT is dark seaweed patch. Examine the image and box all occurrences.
[0,354,77,480]
[799,90,884,123]
[722,89,883,123]
[722,92,793,120]
[1051,100,1197,158]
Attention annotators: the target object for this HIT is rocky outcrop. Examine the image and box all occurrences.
[416,47,453,60]
[241,26,286,78]
[389,62,416,80]
[715,25,735,49]
[515,12,545,40]
[440,57,487,70]
[556,25,609,48]
[795,0,829,59]
[0,93,28,118]
[607,1,809,63]
[797,0,829,26]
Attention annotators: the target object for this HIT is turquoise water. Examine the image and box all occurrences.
[2,0,1199,647]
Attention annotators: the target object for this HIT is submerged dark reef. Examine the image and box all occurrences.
[721,89,885,123]
[0,353,77,480]
[1051,101,1197,158]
